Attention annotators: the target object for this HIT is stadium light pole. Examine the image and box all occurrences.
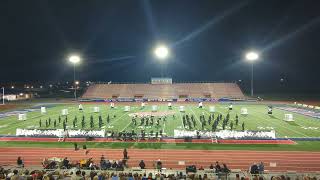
[68,55,81,101]
[245,51,259,97]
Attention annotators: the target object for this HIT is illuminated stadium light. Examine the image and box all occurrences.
[154,45,169,59]
[75,81,79,85]
[245,51,259,61]
[68,55,81,64]
[11,86,14,89]
[68,54,82,101]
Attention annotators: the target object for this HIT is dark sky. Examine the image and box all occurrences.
[1,0,320,93]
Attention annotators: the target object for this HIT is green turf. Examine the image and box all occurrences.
[0,103,319,138]
[0,141,320,151]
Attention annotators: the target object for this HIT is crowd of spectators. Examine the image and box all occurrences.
[1,156,318,180]
[0,167,215,180]
[0,167,319,180]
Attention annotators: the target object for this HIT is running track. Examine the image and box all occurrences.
[0,148,320,172]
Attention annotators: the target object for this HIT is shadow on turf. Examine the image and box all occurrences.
[283,121,299,126]
[268,115,278,119]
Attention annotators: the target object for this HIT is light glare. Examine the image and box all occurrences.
[69,55,81,64]
[245,52,259,61]
[154,45,169,59]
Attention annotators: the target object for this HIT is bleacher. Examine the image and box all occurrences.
[82,82,245,100]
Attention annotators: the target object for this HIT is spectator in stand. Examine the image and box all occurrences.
[17,157,24,168]
[112,161,118,169]
[215,161,221,173]
[148,173,153,179]
[71,170,83,180]
[117,160,124,171]
[100,155,107,170]
[128,173,134,180]
[62,157,70,169]
[198,166,204,170]
[111,173,118,180]
[139,160,146,169]
[10,170,19,180]
[122,158,128,168]
[250,163,259,174]
[258,162,264,174]
[142,173,147,180]
[236,174,240,180]
[156,159,162,170]
[106,160,111,169]
[209,163,214,169]
[252,175,259,180]
[222,163,231,173]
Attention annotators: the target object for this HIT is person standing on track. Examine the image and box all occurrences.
[139,160,145,169]
[123,148,128,159]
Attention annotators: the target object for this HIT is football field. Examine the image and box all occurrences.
[0,103,319,138]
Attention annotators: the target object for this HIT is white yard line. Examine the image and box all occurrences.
[110,112,130,126]
[120,120,132,132]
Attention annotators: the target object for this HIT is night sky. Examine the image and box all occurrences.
[1,0,320,93]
